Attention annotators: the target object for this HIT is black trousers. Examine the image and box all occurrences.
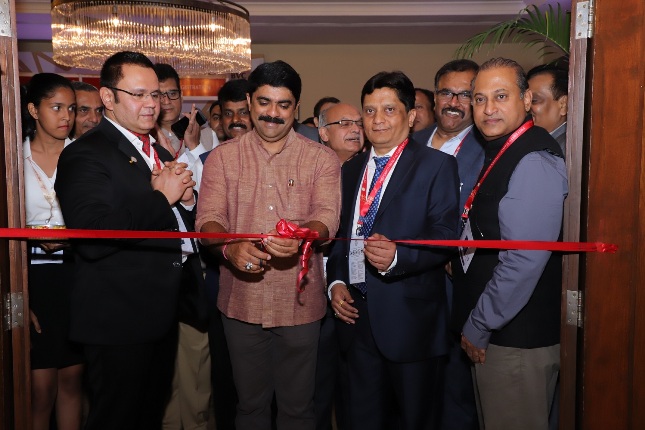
[83,328,177,430]
[344,296,446,430]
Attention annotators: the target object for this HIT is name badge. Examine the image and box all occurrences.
[348,238,366,285]
[459,219,476,273]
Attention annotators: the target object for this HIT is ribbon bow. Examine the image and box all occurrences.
[275,219,319,293]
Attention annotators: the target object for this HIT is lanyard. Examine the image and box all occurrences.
[461,120,533,222]
[452,130,470,156]
[358,138,409,222]
[173,139,184,159]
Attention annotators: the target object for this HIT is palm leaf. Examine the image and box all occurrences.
[455,4,571,59]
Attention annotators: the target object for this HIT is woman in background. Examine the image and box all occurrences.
[22,73,83,430]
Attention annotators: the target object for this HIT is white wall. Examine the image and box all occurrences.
[252,43,549,120]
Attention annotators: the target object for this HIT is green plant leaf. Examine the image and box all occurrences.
[454,3,571,59]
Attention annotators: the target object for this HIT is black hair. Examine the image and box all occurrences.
[527,64,568,100]
[71,81,98,93]
[414,88,435,111]
[302,116,316,126]
[100,51,155,102]
[21,73,75,140]
[477,57,528,96]
[313,96,340,118]
[434,59,479,89]
[247,60,302,104]
[361,71,415,112]
[218,79,250,107]
[153,63,181,90]
[209,100,220,114]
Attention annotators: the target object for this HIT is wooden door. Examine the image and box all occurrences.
[577,0,645,428]
[1,0,31,428]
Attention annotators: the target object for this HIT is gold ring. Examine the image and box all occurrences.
[338,300,344,307]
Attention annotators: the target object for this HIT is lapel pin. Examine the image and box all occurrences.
[129,156,137,164]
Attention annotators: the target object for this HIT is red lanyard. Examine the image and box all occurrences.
[461,120,533,221]
[173,139,184,159]
[358,138,409,221]
[452,130,470,156]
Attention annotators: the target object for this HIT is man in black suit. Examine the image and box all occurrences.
[326,71,460,429]
[412,59,485,430]
[55,51,196,430]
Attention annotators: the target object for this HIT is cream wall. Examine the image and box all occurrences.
[252,43,548,120]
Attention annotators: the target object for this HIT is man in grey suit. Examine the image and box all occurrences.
[412,59,485,430]
[527,64,568,154]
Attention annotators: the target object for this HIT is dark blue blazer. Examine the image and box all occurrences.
[327,138,460,362]
[413,125,485,211]
[56,118,186,345]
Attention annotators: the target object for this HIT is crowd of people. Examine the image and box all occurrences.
[21,50,569,430]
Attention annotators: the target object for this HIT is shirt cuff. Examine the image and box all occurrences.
[190,143,207,158]
[180,201,195,211]
[462,315,492,350]
[378,250,398,275]
[328,280,345,301]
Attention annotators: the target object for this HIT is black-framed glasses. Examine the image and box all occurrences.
[436,89,472,102]
[326,119,363,128]
[160,90,181,100]
[107,87,161,101]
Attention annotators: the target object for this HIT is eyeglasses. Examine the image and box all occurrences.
[325,119,363,128]
[160,90,181,100]
[108,87,161,101]
[436,89,472,102]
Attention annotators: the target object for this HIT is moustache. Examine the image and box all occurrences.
[258,115,285,125]
[441,108,465,118]
[228,122,248,130]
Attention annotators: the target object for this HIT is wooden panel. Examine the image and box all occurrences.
[0,0,31,428]
[581,0,645,428]
[559,1,589,429]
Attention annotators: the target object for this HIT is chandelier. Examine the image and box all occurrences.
[51,0,251,76]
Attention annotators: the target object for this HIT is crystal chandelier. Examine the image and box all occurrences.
[51,0,251,76]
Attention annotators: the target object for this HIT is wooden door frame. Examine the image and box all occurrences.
[1,0,31,428]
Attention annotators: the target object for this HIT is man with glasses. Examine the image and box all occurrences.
[319,102,365,164]
[154,63,205,160]
[55,51,196,430]
[412,59,485,430]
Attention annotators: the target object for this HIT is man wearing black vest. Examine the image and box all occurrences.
[451,57,568,430]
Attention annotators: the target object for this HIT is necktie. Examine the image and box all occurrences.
[129,130,152,156]
[355,155,390,295]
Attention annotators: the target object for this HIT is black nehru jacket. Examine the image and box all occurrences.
[451,121,564,349]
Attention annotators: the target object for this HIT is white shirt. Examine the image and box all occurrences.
[328,145,403,297]
[427,124,474,156]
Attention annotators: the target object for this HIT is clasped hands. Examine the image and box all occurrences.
[151,160,195,205]
[224,229,301,273]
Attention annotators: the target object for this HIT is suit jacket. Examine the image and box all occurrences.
[56,118,186,345]
[413,125,485,211]
[327,138,460,362]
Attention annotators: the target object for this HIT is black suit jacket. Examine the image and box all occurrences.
[327,138,460,362]
[413,125,485,211]
[56,118,186,345]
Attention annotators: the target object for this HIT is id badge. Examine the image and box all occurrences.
[459,219,476,273]
[348,238,366,284]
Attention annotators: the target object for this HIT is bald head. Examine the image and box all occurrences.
[319,103,365,163]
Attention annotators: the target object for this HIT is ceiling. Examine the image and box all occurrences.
[16,0,567,45]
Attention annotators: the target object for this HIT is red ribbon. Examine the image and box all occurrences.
[1,228,617,254]
[275,219,320,293]
[2,227,617,294]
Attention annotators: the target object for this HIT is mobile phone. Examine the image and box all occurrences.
[171,110,207,139]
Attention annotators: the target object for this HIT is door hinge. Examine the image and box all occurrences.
[575,0,595,40]
[566,290,583,328]
[3,292,24,331]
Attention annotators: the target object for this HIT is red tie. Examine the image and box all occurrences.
[129,130,151,156]
[129,130,161,169]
